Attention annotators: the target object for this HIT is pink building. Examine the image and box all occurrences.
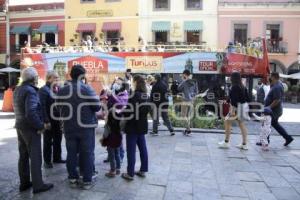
[218,0,300,75]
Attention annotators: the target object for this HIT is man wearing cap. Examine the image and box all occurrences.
[56,65,100,189]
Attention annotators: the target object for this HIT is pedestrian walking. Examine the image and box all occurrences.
[57,65,101,189]
[150,74,175,136]
[121,75,150,181]
[13,67,53,194]
[256,78,270,105]
[218,72,249,150]
[39,71,65,169]
[264,72,294,146]
[177,69,198,135]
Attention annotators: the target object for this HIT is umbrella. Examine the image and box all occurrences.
[0,67,21,87]
[290,72,300,80]
[279,73,291,79]
[0,67,21,73]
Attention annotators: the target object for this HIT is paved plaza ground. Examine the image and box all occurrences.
[0,115,300,200]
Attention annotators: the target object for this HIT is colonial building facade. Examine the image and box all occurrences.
[64,0,139,48]
[139,0,218,49]
[218,0,300,74]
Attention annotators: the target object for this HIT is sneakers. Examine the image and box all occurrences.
[150,131,159,136]
[236,144,248,150]
[79,171,98,180]
[105,171,116,178]
[170,131,175,136]
[92,171,98,180]
[116,169,121,175]
[218,141,230,149]
[183,129,191,136]
[69,179,79,188]
[121,173,134,181]
[33,183,54,194]
[256,142,262,146]
[284,137,294,146]
[135,171,146,178]
[80,182,94,190]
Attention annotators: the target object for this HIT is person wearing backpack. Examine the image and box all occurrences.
[218,72,249,150]
[177,69,199,135]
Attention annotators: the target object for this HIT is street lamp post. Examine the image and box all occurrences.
[5,0,10,66]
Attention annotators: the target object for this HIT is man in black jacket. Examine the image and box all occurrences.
[150,74,175,136]
[39,71,65,169]
[13,67,53,194]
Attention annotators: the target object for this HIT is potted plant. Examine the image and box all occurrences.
[290,85,298,104]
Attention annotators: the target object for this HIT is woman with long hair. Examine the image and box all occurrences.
[121,75,150,180]
[218,72,249,150]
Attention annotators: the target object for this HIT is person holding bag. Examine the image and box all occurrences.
[218,72,249,150]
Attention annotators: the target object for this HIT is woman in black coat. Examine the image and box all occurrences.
[121,75,150,180]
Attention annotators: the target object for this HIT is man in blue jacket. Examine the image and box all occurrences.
[39,71,65,169]
[14,67,53,194]
[56,65,100,189]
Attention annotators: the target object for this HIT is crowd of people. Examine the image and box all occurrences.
[226,38,264,58]
[13,62,294,194]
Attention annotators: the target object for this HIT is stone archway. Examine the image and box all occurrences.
[269,59,287,74]
[288,61,300,74]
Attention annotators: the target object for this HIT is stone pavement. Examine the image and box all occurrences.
[1,119,300,200]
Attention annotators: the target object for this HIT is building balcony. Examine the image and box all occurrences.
[267,40,288,54]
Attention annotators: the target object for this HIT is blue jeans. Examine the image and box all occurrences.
[107,147,121,171]
[65,129,95,182]
[126,134,148,177]
[120,141,125,160]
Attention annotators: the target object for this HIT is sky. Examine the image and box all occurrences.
[10,0,64,5]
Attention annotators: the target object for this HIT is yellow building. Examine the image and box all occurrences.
[65,0,139,48]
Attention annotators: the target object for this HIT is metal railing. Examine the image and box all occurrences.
[21,43,224,54]
[267,40,288,54]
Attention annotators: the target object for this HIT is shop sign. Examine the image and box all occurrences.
[199,61,217,71]
[68,55,108,81]
[126,56,162,73]
[87,10,113,17]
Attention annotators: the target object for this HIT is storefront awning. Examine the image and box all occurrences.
[102,22,122,31]
[184,21,203,32]
[76,23,96,33]
[37,24,58,33]
[152,21,171,32]
[10,25,31,34]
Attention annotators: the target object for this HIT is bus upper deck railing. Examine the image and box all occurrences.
[20,44,225,54]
